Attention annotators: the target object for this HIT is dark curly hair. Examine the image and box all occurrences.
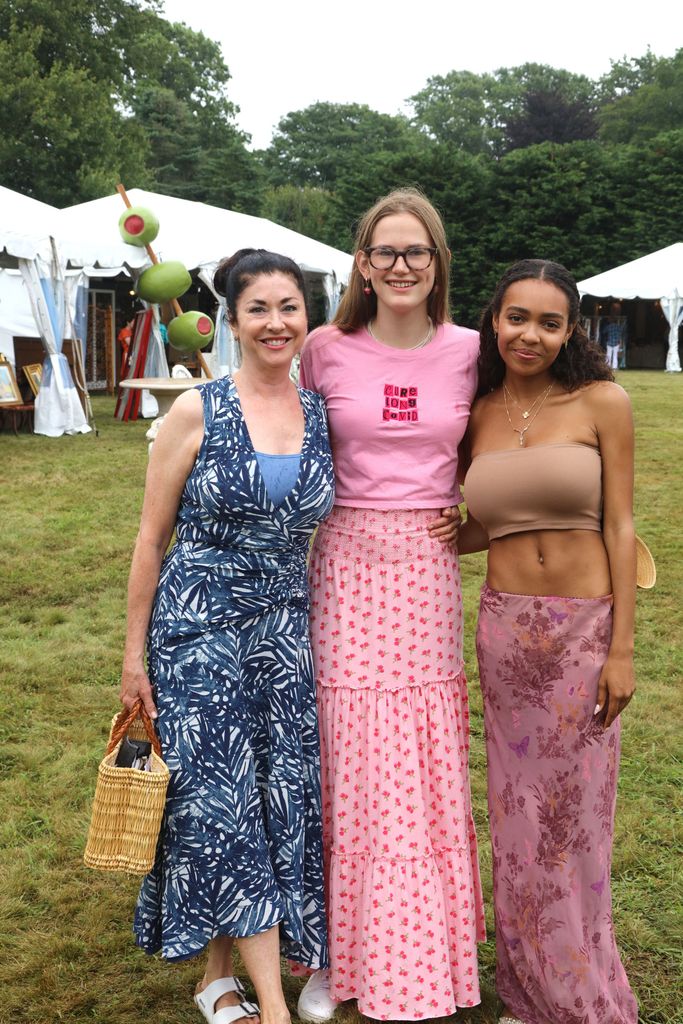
[477,259,613,397]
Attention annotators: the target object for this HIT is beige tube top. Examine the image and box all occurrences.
[463,443,602,540]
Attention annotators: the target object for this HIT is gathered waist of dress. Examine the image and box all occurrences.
[313,505,452,566]
[170,538,308,576]
[150,541,310,647]
[318,504,441,537]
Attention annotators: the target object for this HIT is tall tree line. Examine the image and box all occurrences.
[1,0,681,325]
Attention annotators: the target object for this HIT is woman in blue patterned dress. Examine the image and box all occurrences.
[119,249,335,1024]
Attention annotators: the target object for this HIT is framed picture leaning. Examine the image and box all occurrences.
[0,356,22,405]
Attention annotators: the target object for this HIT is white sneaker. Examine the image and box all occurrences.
[297,970,338,1023]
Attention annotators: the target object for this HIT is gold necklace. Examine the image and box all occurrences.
[503,381,553,420]
[503,382,553,446]
[367,317,433,351]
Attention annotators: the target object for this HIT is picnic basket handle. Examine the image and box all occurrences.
[106,700,162,757]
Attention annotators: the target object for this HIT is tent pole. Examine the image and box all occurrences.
[50,237,97,434]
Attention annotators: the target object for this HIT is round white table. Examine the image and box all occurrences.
[118,377,202,449]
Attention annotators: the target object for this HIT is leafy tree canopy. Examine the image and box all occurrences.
[262,102,439,247]
[597,48,664,102]
[0,21,151,205]
[0,0,254,207]
[260,185,340,249]
[409,64,598,156]
[263,102,424,190]
[598,48,683,143]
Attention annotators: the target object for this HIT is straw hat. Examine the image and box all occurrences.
[635,535,656,589]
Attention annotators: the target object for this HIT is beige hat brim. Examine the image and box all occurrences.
[635,535,656,589]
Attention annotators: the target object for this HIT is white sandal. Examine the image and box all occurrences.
[195,977,260,1024]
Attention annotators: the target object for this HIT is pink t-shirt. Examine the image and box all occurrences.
[298,322,479,509]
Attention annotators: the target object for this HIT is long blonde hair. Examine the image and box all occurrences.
[334,187,451,333]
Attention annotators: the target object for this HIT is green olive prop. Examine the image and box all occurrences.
[136,261,192,303]
[168,311,215,351]
[118,206,160,246]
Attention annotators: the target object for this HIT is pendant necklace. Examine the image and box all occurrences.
[368,317,434,351]
[503,381,553,446]
[503,381,553,420]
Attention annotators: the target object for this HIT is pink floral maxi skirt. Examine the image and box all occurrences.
[476,584,637,1024]
[308,506,486,1020]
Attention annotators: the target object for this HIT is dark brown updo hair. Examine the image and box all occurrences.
[213,248,308,322]
[477,258,613,397]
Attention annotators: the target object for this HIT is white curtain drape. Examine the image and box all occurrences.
[661,292,683,372]
[139,307,171,417]
[197,267,237,375]
[18,258,90,436]
[322,272,341,320]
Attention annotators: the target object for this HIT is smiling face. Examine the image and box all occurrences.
[230,271,307,370]
[493,278,573,382]
[356,212,436,318]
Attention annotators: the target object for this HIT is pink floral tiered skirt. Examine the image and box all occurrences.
[308,506,486,1020]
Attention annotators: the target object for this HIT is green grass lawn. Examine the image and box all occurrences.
[0,371,681,1024]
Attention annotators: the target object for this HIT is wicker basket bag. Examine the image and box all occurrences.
[84,700,169,874]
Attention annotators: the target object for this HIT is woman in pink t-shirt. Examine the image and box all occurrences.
[297,189,486,1022]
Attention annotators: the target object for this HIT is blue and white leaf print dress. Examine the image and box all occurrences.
[134,376,335,967]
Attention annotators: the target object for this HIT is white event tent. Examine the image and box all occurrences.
[0,186,91,436]
[578,243,683,373]
[58,188,352,281]
[58,189,353,372]
[1,186,354,433]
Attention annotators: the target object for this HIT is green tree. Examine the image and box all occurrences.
[619,129,683,252]
[468,141,627,319]
[260,185,340,247]
[410,64,597,156]
[134,85,263,213]
[0,22,150,205]
[409,70,503,154]
[263,103,424,188]
[598,49,683,143]
[597,49,664,102]
[262,102,437,249]
[0,0,258,209]
[0,0,234,115]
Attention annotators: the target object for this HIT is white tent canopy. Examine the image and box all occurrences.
[57,188,353,375]
[578,243,683,372]
[0,186,60,359]
[0,185,60,262]
[0,186,91,435]
[1,185,353,430]
[57,188,353,282]
[0,185,105,273]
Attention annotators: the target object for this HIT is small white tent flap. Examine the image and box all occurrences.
[322,272,342,320]
[18,258,90,436]
[197,267,238,375]
[660,293,683,373]
[578,243,683,372]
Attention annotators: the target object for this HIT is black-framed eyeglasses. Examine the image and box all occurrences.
[364,246,438,271]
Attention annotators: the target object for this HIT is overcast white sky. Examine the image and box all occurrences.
[162,0,682,149]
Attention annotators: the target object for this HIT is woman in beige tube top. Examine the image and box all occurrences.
[458,259,638,1024]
